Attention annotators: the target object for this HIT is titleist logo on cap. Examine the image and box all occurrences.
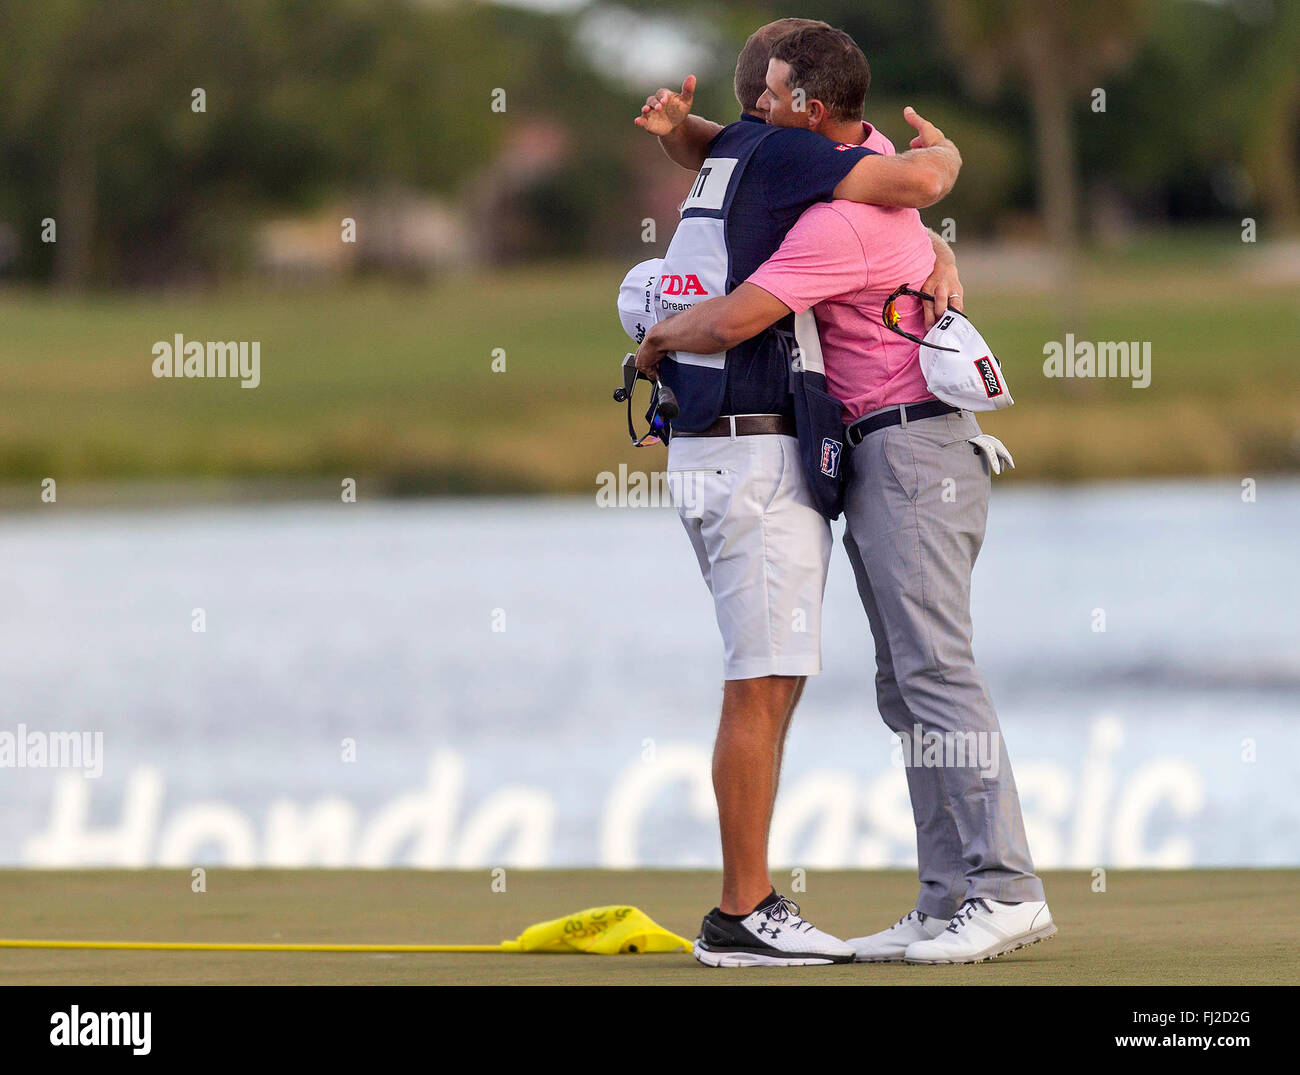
[974,356,1002,397]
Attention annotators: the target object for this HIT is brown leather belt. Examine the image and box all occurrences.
[674,414,797,438]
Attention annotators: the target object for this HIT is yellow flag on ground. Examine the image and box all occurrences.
[0,905,693,955]
[501,905,692,955]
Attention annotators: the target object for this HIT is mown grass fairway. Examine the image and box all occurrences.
[2,236,1297,493]
[0,869,1295,985]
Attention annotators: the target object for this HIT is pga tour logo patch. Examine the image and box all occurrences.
[974,356,1002,398]
[820,437,842,478]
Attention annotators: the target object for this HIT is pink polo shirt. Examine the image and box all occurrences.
[747,124,937,423]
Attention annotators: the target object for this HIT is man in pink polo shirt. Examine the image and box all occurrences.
[747,156,938,426]
[636,24,1054,966]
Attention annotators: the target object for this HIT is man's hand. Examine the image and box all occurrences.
[833,107,961,209]
[634,326,669,381]
[635,75,696,136]
[634,75,720,171]
[904,105,945,149]
[922,230,963,328]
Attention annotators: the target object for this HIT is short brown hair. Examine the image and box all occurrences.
[769,24,871,122]
[733,18,829,112]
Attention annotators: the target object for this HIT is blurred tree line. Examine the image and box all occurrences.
[0,0,632,285]
[0,0,1294,288]
[741,0,1299,248]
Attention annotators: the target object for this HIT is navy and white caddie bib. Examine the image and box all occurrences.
[655,121,782,433]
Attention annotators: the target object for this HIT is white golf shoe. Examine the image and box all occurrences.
[903,897,1057,964]
[847,909,948,962]
[694,894,856,967]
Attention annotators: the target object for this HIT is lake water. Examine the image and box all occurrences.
[1,480,1297,868]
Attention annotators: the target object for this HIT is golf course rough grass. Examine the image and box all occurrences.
[1,237,1297,493]
[0,869,1296,986]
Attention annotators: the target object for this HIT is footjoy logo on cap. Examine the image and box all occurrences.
[820,438,841,477]
[974,356,1002,398]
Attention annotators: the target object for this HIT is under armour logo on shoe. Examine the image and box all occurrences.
[756,923,781,937]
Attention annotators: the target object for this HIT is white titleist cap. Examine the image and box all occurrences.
[920,310,1014,411]
[617,258,663,344]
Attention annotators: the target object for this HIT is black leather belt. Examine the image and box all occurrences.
[845,400,959,447]
[675,414,797,438]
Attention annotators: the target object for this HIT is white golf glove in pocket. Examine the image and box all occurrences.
[968,434,1015,476]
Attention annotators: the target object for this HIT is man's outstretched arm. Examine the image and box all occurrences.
[833,107,961,209]
[635,76,722,171]
[637,79,960,209]
[634,284,790,380]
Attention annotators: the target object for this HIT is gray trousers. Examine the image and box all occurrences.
[841,407,1044,918]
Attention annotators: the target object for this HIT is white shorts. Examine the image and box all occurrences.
[668,431,831,680]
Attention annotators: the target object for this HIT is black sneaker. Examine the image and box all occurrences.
[693,894,855,967]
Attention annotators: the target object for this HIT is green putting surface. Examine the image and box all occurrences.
[0,869,1295,985]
